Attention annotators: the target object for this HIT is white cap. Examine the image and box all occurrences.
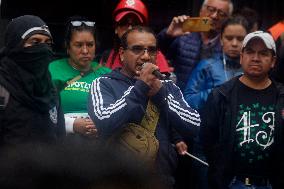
[242,31,276,54]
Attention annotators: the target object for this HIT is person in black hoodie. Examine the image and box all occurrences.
[0,15,65,147]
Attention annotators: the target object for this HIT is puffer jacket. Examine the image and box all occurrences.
[184,54,242,110]
[158,29,222,91]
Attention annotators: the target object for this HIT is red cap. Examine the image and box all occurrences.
[113,0,148,24]
[114,11,144,24]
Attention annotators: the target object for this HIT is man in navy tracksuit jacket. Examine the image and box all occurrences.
[88,26,201,188]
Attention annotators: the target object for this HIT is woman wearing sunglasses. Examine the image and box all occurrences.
[100,0,173,76]
[49,16,111,138]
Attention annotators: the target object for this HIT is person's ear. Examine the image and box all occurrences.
[119,47,125,63]
[271,55,276,68]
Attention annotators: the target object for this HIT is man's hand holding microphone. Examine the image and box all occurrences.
[136,62,163,97]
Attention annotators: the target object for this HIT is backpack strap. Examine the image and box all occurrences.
[140,100,160,134]
[0,85,9,110]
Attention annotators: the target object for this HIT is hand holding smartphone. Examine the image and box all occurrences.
[182,17,212,32]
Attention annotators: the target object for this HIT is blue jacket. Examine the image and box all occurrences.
[88,69,201,186]
[88,68,200,139]
[158,29,222,91]
[184,54,242,110]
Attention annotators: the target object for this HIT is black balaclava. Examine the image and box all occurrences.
[4,15,52,49]
[0,15,57,113]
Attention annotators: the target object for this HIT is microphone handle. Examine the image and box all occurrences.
[152,69,166,80]
[142,62,166,79]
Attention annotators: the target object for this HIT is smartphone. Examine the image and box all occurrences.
[182,17,212,32]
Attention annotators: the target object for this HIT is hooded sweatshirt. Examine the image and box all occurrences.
[88,68,201,186]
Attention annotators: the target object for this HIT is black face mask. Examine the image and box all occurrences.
[8,43,55,75]
[0,43,57,112]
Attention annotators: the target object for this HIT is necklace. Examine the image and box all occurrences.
[68,59,91,73]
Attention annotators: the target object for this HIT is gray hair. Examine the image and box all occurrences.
[202,0,234,15]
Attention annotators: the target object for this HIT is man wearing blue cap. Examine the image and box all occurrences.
[200,31,284,189]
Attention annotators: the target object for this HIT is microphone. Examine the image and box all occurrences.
[152,69,167,80]
[142,62,167,80]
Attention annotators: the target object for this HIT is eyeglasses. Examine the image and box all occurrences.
[204,5,228,18]
[125,45,158,56]
[71,21,96,27]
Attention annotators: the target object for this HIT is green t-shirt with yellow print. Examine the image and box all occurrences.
[49,58,111,114]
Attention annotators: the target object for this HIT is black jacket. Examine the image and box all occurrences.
[0,83,65,147]
[0,43,66,147]
[200,76,284,189]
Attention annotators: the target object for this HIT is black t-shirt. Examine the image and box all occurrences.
[233,79,277,177]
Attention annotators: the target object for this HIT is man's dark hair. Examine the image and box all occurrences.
[120,26,157,49]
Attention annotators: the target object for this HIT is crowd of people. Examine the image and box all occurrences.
[0,0,284,189]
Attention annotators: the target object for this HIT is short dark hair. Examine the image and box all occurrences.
[64,15,96,48]
[120,26,157,49]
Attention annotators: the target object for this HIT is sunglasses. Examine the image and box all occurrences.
[126,45,158,56]
[71,21,96,27]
